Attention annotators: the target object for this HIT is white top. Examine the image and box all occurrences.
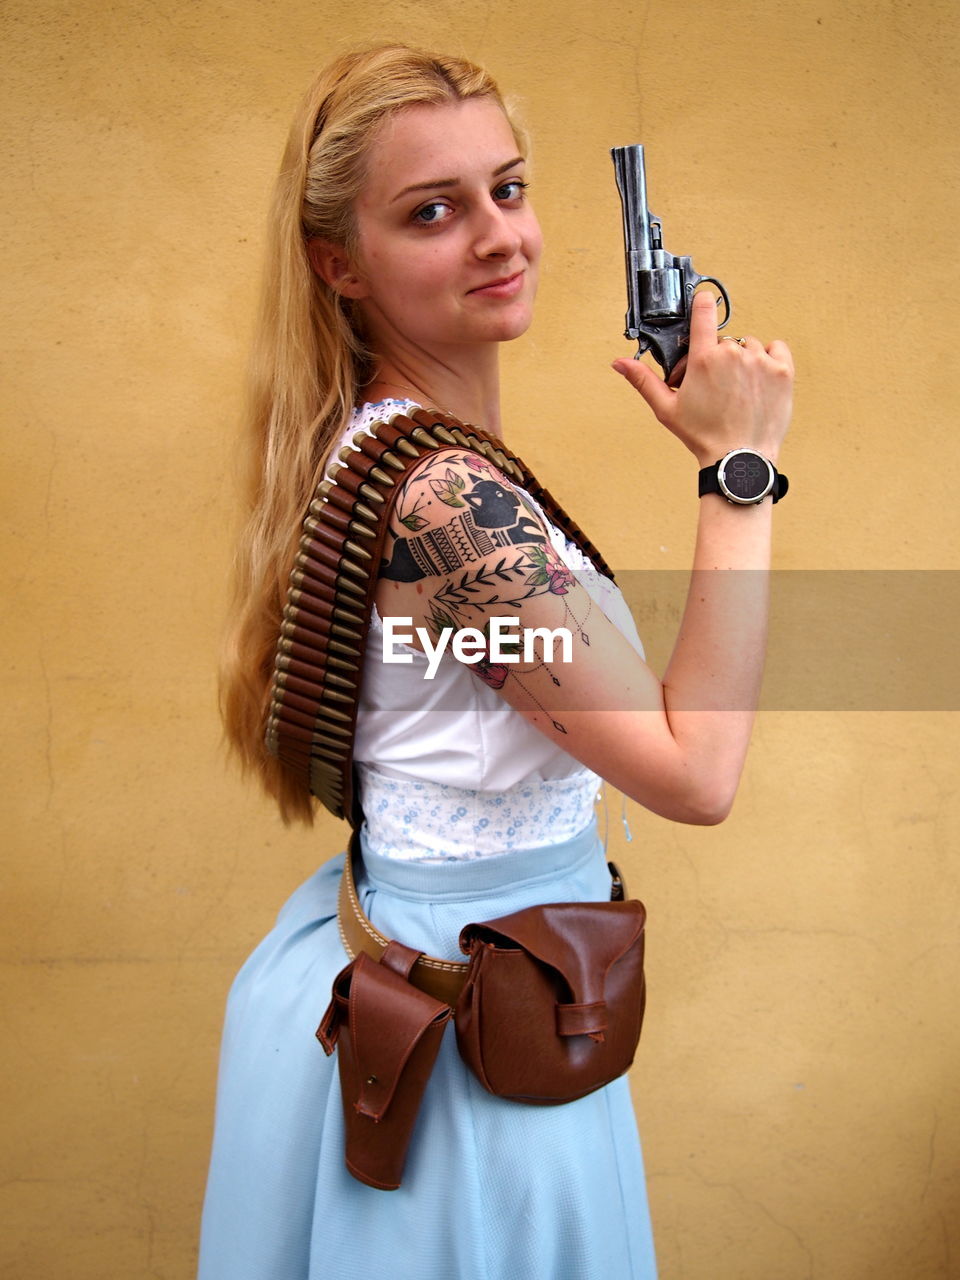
[332,400,644,861]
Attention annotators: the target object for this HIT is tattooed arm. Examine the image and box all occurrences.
[378,448,571,695]
[373,446,753,825]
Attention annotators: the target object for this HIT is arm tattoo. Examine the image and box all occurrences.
[382,451,548,583]
[380,451,592,733]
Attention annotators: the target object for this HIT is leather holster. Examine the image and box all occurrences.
[317,939,452,1190]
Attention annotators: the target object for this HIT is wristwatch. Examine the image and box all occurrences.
[698,449,789,505]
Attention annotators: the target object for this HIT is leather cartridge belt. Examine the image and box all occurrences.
[265,407,614,824]
[337,830,628,1007]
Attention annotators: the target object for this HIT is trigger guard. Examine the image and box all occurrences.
[695,276,732,331]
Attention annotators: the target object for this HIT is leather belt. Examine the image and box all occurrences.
[337,832,469,1005]
[336,830,628,1008]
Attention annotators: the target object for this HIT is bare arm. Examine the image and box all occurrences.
[376,292,793,824]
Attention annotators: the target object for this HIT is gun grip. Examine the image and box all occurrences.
[666,354,688,388]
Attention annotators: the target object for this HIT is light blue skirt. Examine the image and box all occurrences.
[198,822,657,1279]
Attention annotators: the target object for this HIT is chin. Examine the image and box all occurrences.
[499,319,534,343]
[483,303,537,343]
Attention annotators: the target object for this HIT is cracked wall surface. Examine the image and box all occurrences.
[2,0,958,1276]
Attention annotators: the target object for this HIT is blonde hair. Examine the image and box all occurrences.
[220,44,520,823]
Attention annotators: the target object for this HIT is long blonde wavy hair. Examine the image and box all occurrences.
[220,44,521,824]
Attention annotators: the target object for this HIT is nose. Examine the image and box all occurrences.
[472,197,522,260]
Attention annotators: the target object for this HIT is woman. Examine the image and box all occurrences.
[202,43,793,1280]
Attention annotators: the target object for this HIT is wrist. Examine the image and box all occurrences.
[693,443,781,469]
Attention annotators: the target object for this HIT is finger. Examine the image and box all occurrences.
[611,357,676,422]
[688,287,720,354]
[738,334,764,351]
[766,338,794,374]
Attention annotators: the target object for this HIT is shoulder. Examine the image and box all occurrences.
[386,446,550,545]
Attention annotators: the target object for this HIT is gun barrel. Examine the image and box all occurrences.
[611,144,653,260]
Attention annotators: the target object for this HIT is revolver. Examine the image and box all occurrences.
[611,144,731,384]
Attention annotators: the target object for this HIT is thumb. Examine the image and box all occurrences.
[611,357,676,423]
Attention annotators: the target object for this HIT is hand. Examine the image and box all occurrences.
[612,290,794,467]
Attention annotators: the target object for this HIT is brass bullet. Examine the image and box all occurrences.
[330,622,362,641]
[377,449,405,472]
[313,718,352,739]
[327,639,361,659]
[317,704,352,724]
[338,558,370,584]
[335,576,366,599]
[326,655,360,673]
[332,604,364,625]
[323,673,355,690]
[348,520,377,540]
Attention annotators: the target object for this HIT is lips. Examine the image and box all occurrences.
[467,271,525,298]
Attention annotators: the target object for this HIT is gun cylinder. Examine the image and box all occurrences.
[641,266,684,318]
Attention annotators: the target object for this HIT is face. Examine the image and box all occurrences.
[340,97,542,357]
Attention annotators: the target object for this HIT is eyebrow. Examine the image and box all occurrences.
[390,156,525,203]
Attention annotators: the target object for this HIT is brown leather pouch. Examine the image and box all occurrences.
[317,940,452,1190]
[454,900,646,1104]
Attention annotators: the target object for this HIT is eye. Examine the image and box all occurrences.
[412,200,453,226]
[493,179,529,203]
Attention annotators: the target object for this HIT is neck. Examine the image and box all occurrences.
[362,345,504,437]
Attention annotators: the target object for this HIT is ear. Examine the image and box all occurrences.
[305,239,369,299]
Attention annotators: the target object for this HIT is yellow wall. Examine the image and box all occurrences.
[2,1,957,1276]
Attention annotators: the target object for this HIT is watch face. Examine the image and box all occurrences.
[719,451,773,503]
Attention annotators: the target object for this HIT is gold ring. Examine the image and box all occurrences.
[718,335,748,347]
